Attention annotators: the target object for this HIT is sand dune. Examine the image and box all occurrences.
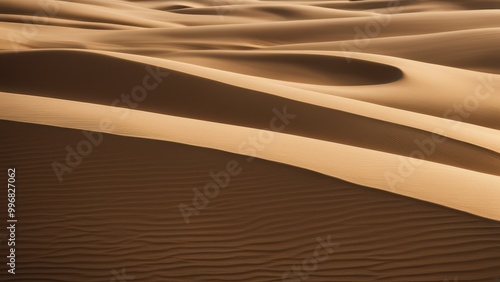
[269,27,500,74]
[0,0,499,281]
[1,120,500,281]
[2,91,500,222]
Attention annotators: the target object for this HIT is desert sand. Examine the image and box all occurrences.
[0,0,499,281]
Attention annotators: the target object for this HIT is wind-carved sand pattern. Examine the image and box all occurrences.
[0,0,499,281]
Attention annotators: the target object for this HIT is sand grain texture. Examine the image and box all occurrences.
[0,0,499,281]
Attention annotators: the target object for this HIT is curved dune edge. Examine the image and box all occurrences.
[91,49,500,151]
[1,92,499,221]
[2,49,499,176]
[157,51,405,86]
[4,118,500,281]
[267,27,500,73]
[5,48,498,153]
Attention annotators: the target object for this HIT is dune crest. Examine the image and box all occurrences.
[1,0,500,280]
[1,91,499,221]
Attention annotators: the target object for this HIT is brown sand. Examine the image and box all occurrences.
[0,0,499,281]
[1,120,500,281]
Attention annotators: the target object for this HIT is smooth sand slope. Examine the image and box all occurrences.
[1,120,500,281]
[0,0,499,281]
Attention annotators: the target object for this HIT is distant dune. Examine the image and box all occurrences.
[0,0,499,281]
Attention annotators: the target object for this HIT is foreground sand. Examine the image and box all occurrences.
[0,0,499,281]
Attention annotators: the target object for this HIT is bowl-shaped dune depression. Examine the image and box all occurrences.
[0,0,499,281]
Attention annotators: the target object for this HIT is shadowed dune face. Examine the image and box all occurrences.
[161,52,404,85]
[2,50,500,178]
[0,50,403,90]
[1,120,500,281]
[1,0,500,281]
[269,28,500,74]
[162,4,192,11]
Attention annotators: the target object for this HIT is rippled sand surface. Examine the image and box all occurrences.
[0,0,499,281]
